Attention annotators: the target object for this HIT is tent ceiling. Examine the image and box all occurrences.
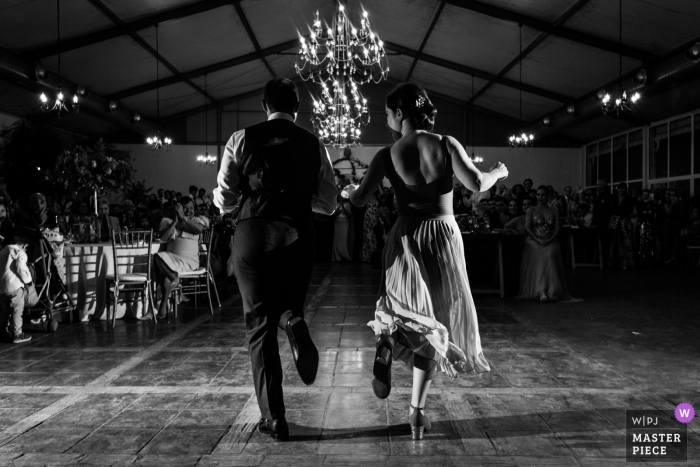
[0,0,699,144]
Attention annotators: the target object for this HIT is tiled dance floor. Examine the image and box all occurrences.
[0,263,698,466]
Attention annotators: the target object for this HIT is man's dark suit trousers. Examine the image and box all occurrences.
[232,217,315,420]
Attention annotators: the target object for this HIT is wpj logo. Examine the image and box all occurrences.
[626,409,688,462]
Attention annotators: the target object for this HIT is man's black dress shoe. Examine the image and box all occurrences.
[372,335,394,399]
[257,417,289,441]
[286,317,318,385]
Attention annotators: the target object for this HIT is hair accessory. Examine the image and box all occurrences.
[415,95,426,109]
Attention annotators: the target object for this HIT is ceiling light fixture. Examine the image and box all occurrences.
[600,0,640,114]
[39,0,79,117]
[196,74,216,167]
[296,4,388,147]
[470,75,483,168]
[509,24,534,148]
[145,23,172,151]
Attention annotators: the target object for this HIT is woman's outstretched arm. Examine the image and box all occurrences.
[445,136,507,193]
[346,148,387,207]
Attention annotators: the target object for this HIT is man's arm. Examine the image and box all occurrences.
[213,130,244,214]
[311,142,338,215]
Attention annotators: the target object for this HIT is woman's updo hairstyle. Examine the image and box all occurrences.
[385,83,437,131]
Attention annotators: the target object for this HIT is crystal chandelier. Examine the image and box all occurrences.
[508,24,534,148]
[295,4,389,147]
[600,0,641,115]
[146,24,172,151]
[196,74,216,166]
[469,75,484,165]
[40,0,79,117]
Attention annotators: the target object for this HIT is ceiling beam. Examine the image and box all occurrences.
[85,0,218,105]
[233,2,276,79]
[107,39,298,101]
[405,1,445,82]
[467,0,593,106]
[383,41,571,103]
[20,0,235,61]
[443,0,657,63]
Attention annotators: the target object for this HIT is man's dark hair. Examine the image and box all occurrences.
[189,185,198,193]
[263,78,299,115]
[12,231,31,246]
[565,186,572,191]
[147,199,162,211]
[180,196,193,206]
[524,178,533,184]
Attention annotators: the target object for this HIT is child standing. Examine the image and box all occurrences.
[0,232,33,343]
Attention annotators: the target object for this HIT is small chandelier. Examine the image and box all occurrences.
[40,0,79,117]
[296,4,388,147]
[508,24,534,148]
[145,24,172,151]
[600,0,641,115]
[472,156,483,168]
[469,76,486,162]
[196,74,216,166]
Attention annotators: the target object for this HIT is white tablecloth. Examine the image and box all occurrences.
[64,242,163,321]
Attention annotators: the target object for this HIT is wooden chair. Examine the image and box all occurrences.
[169,228,221,319]
[105,230,155,328]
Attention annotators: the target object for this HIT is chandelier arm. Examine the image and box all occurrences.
[57,0,61,79]
[156,23,159,121]
[204,73,208,155]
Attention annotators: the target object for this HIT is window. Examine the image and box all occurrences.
[598,140,611,183]
[649,124,668,179]
[669,117,691,177]
[669,179,691,200]
[612,134,627,183]
[628,130,643,180]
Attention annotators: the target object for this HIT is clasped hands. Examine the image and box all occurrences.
[341,184,359,199]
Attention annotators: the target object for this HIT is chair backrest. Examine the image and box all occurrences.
[110,229,154,280]
[198,228,217,271]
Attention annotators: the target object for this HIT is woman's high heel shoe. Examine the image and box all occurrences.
[409,404,431,440]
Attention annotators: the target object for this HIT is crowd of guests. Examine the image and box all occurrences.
[326,174,700,274]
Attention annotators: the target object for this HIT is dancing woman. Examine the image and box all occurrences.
[343,83,508,440]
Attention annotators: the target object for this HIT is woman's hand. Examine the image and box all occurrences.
[174,203,185,220]
[341,184,359,199]
[488,161,509,181]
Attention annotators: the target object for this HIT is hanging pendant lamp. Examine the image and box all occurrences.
[196,74,216,166]
[470,75,483,167]
[508,24,534,148]
[145,24,172,150]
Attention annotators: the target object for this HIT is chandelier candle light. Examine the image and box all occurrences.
[296,4,389,147]
[145,24,172,151]
[40,0,79,116]
[600,0,641,114]
[196,74,216,167]
[509,24,534,148]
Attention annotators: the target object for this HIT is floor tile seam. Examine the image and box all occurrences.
[0,392,89,449]
[84,296,240,388]
[498,302,639,387]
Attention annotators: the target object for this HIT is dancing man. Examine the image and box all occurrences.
[214,78,337,441]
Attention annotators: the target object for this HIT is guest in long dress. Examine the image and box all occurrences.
[142,196,205,320]
[518,186,572,302]
[636,189,655,265]
[608,183,636,269]
[343,83,506,440]
[332,197,354,262]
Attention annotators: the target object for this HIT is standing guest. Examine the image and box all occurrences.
[518,186,573,302]
[0,203,14,249]
[487,198,503,229]
[523,178,533,193]
[0,232,33,344]
[453,184,472,214]
[147,200,165,228]
[502,188,513,200]
[496,197,511,226]
[504,198,531,234]
[174,192,182,203]
[663,189,684,266]
[0,180,12,207]
[608,183,636,268]
[163,191,174,206]
[635,189,655,265]
[343,83,503,440]
[512,184,527,202]
[92,199,121,242]
[213,78,337,441]
[157,189,165,204]
[120,199,137,229]
[362,194,380,262]
[507,199,521,219]
[592,179,612,227]
[497,184,506,196]
[332,196,354,262]
[188,185,199,201]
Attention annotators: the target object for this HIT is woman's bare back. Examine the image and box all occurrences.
[389,131,447,186]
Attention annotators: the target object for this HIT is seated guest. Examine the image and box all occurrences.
[476,198,489,218]
[523,178,533,193]
[137,213,154,231]
[487,198,503,229]
[518,186,573,302]
[147,199,164,227]
[197,188,211,208]
[144,196,205,320]
[512,183,527,202]
[453,183,472,214]
[504,198,531,234]
[91,199,121,242]
[495,197,511,226]
[507,199,521,219]
[14,193,60,231]
[120,199,137,229]
[0,203,14,249]
[188,185,198,201]
[0,231,33,344]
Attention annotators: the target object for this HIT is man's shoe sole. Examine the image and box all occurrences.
[372,345,392,399]
[287,318,319,385]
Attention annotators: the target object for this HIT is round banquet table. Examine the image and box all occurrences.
[64,242,163,321]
